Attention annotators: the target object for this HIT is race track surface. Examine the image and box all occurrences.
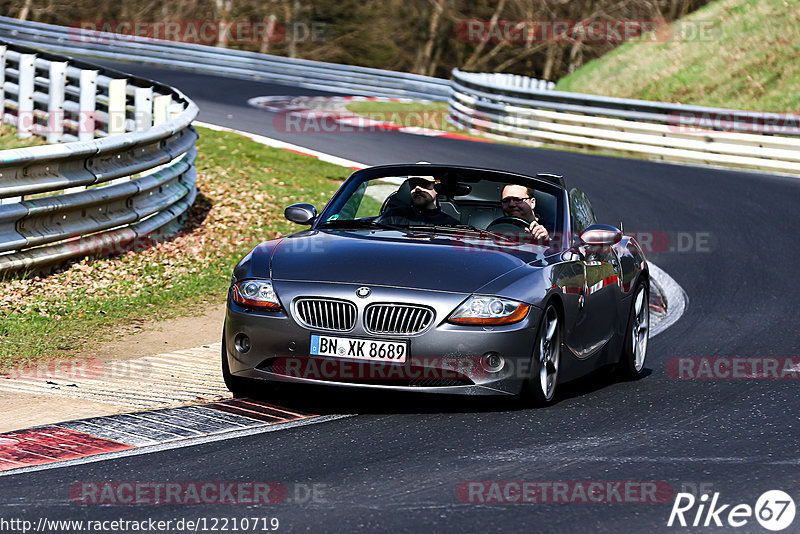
[2,62,798,533]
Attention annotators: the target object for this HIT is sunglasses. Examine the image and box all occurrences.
[408,178,435,190]
[501,196,532,204]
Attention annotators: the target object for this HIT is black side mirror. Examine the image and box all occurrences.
[285,203,317,225]
[580,224,622,247]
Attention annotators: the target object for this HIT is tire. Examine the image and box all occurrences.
[617,281,649,380]
[521,303,561,406]
[221,332,253,396]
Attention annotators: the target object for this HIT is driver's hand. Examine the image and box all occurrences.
[527,220,549,241]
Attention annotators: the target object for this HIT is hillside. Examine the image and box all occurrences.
[555,0,799,112]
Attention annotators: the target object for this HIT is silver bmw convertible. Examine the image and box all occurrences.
[222,164,649,404]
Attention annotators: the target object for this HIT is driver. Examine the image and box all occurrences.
[501,184,549,240]
[378,173,460,226]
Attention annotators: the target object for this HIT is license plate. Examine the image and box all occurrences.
[310,335,407,364]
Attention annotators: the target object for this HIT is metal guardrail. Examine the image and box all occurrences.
[456,72,554,92]
[449,69,800,175]
[0,40,198,275]
[0,16,451,102]
[1,16,792,280]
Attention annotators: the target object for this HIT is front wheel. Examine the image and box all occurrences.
[617,282,649,380]
[521,304,561,406]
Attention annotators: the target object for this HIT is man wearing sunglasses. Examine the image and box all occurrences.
[501,184,549,240]
[378,173,460,226]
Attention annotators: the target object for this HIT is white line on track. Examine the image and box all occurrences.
[648,262,689,337]
[194,121,367,169]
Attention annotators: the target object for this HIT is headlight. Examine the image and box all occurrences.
[231,280,282,310]
[448,295,529,325]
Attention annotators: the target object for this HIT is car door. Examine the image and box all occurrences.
[569,189,620,358]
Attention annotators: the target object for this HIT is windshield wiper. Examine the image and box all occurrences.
[405,223,505,239]
[317,218,409,233]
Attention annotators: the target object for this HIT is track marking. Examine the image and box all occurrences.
[0,427,132,471]
[649,262,689,337]
[0,414,351,477]
[0,398,335,474]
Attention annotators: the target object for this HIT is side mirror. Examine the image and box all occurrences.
[285,203,317,225]
[580,224,622,247]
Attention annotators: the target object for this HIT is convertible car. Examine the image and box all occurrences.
[222,164,649,404]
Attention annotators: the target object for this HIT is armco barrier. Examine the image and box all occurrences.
[449,69,800,175]
[0,40,198,275]
[1,17,794,277]
[0,16,451,101]
[9,17,792,177]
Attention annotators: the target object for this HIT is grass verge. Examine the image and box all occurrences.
[0,124,47,150]
[0,126,351,369]
[555,0,800,112]
[345,100,459,133]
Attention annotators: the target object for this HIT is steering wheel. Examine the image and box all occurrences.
[486,216,531,233]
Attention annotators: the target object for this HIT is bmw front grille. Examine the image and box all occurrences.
[295,298,357,332]
[364,304,434,335]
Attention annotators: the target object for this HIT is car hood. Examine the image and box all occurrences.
[267,229,548,293]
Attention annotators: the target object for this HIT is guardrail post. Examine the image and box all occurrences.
[107,78,127,136]
[47,61,67,144]
[78,69,97,142]
[0,45,6,123]
[134,87,153,132]
[63,69,97,195]
[133,87,159,179]
[107,78,128,185]
[17,54,36,138]
[168,102,183,120]
[153,94,172,125]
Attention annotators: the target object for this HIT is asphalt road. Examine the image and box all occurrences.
[2,62,799,533]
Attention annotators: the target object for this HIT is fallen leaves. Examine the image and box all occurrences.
[0,127,348,364]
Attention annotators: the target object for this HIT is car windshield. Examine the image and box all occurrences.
[316,168,564,241]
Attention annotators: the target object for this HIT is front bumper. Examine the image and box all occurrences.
[224,281,542,396]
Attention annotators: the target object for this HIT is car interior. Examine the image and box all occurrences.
[377,177,560,234]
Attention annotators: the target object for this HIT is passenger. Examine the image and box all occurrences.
[500,184,549,240]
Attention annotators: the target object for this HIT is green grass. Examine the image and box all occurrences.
[555,0,800,112]
[0,127,352,369]
[345,100,458,133]
[0,124,47,149]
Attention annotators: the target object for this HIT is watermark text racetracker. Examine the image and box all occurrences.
[11,110,145,135]
[275,230,713,256]
[666,357,800,380]
[667,111,800,135]
[455,19,718,43]
[70,20,327,45]
[2,357,152,381]
[456,481,674,503]
[273,110,450,133]
[69,481,328,505]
